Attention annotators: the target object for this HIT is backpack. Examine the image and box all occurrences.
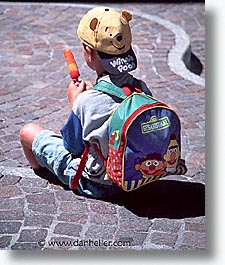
[71,81,187,191]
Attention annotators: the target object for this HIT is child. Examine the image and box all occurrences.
[20,6,153,199]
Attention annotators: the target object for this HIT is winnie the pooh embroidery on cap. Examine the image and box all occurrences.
[77,7,132,55]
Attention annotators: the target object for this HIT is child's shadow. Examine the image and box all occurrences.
[107,180,205,219]
[35,168,205,219]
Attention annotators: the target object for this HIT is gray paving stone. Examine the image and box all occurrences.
[85,225,117,240]
[118,215,152,233]
[57,213,88,224]
[17,228,48,243]
[56,190,86,202]
[0,175,22,186]
[19,177,48,188]
[89,201,117,214]
[28,203,57,215]
[151,219,183,233]
[0,222,22,234]
[181,231,206,249]
[0,210,24,221]
[59,201,88,214]
[0,185,22,198]
[54,223,82,237]
[26,193,55,205]
[90,213,118,226]
[0,198,24,211]
[0,236,12,249]
[24,215,54,228]
[151,231,178,248]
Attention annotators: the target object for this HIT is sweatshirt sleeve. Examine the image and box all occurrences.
[60,111,85,155]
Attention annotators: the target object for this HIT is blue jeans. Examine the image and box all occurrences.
[32,130,123,199]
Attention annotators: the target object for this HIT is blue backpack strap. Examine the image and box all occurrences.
[92,81,127,100]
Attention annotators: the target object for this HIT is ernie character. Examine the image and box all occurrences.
[135,153,166,178]
[164,134,181,173]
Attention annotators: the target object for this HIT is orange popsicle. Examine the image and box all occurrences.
[64,49,80,80]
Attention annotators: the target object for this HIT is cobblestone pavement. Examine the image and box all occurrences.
[0,2,205,250]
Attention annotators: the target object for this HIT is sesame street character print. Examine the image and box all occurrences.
[164,134,181,173]
[135,153,167,179]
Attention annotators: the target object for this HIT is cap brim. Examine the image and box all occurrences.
[98,47,137,75]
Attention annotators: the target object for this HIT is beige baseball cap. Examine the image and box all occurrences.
[77,6,137,74]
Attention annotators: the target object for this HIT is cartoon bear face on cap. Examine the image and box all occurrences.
[77,7,132,55]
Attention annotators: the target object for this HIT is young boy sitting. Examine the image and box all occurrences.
[20,6,153,199]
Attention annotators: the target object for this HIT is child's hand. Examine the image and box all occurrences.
[67,80,94,113]
[67,80,85,113]
[67,80,85,105]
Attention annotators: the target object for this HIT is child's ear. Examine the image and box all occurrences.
[90,18,98,31]
[84,45,93,56]
[121,10,132,22]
